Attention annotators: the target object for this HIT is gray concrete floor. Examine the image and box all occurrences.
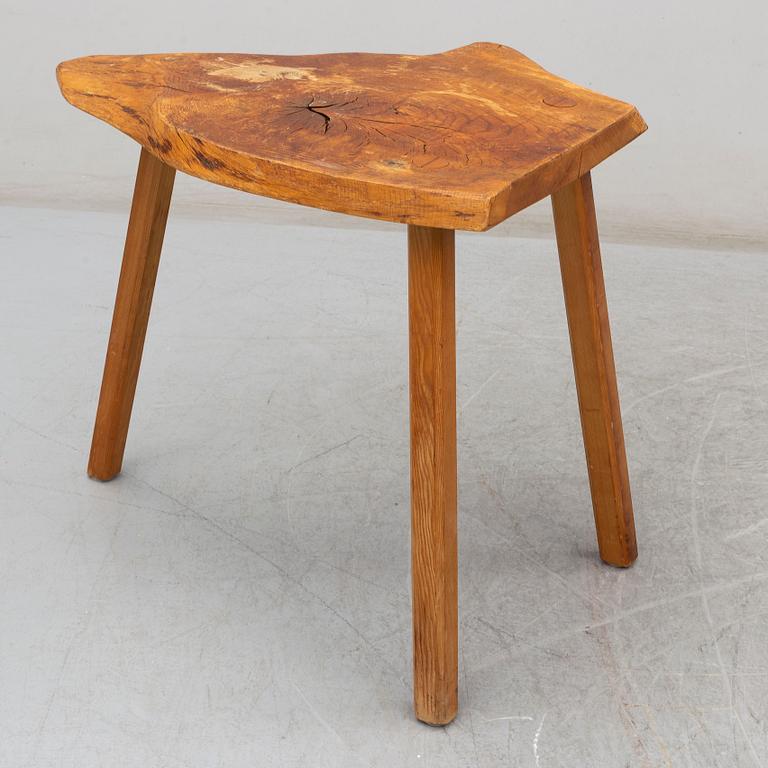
[2,204,768,767]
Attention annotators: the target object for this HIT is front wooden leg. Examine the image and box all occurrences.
[88,148,175,480]
[551,172,637,567]
[408,225,458,725]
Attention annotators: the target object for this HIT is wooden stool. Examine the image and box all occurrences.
[57,43,646,725]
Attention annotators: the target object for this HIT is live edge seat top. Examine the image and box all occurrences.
[57,42,646,231]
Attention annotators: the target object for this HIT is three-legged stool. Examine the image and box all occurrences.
[57,43,646,724]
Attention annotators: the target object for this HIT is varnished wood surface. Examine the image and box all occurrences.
[551,173,637,567]
[408,225,458,724]
[88,148,175,480]
[57,44,645,231]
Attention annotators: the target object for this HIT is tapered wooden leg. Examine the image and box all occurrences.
[408,225,458,725]
[551,172,637,567]
[88,148,175,481]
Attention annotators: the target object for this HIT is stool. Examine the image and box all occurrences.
[57,43,646,725]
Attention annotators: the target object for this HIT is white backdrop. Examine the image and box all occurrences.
[1,0,766,248]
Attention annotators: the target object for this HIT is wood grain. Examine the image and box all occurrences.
[408,225,458,724]
[57,44,646,231]
[88,148,175,481]
[551,173,637,567]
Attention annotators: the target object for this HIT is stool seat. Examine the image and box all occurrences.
[57,43,645,231]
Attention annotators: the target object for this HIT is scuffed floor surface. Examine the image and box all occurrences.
[2,204,768,767]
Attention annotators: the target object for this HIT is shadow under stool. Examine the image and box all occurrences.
[57,42,646,725]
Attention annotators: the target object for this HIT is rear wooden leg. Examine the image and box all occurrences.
[88,148,175,480]
[408,225,458,725]
[551,173,637,567]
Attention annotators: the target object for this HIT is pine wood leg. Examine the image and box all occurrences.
[408,224,458,725]
[551,172,637,567]
[88,148,175,481]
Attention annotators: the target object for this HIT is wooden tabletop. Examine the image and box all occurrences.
[57,43,645,231]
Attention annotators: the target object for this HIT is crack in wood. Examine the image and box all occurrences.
[287,96,359,133]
